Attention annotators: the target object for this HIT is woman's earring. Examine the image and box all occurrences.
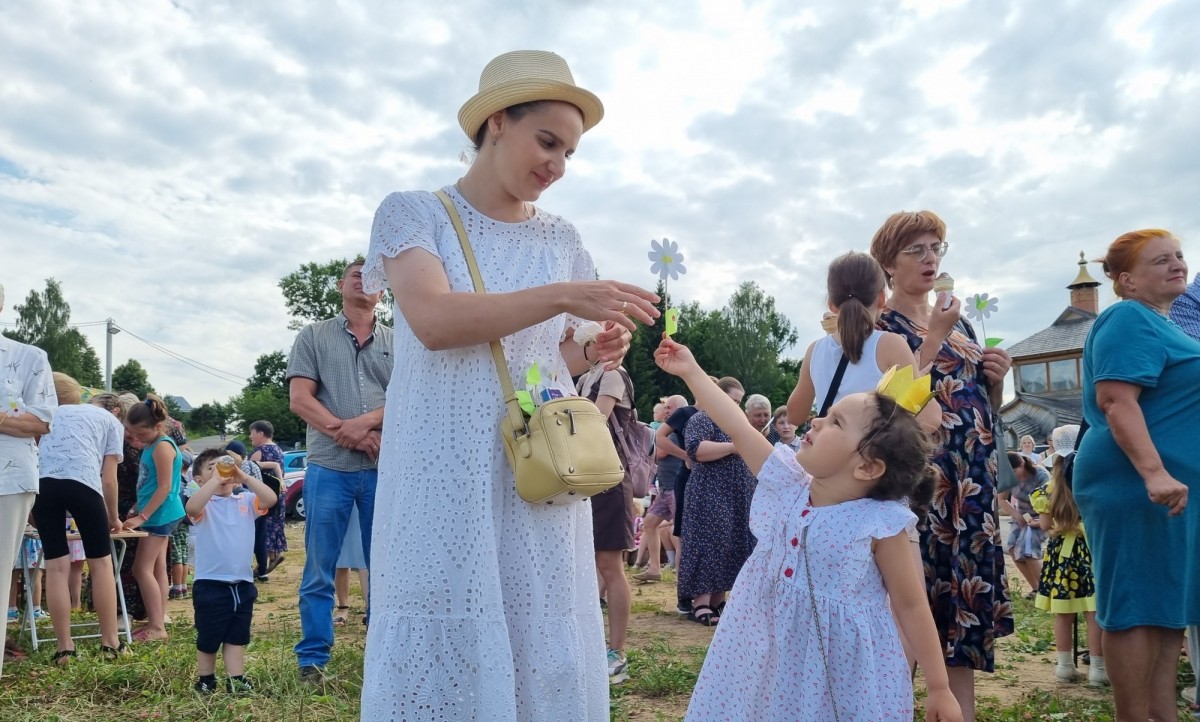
[491,138,497,147]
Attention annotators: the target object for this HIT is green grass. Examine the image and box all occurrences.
[1,614,366,721]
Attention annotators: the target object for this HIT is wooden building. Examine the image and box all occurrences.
[998,253,1101,447]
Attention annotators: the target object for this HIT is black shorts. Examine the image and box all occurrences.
[32,477,113,561]
[193,579,257,653]
[591,477,634,552]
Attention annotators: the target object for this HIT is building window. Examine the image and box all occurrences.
[1048,359,1080,391]
[1018,363,1047,394]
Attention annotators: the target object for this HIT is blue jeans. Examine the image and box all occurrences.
[294,463,376,669]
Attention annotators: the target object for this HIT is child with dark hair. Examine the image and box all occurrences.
[787,252,941,429]
[655,339,961,722]
[185,451,277,694]
[122,395,186,642]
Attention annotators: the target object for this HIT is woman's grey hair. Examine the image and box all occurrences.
[744,394,771,413]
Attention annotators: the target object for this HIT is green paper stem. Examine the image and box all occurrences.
[986,337,1003,348]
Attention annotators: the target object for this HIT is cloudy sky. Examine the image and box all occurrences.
[1,0,1195,408]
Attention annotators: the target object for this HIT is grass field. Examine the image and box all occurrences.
[2,523,1194,721]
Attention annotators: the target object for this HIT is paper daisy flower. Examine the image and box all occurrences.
[964,293,998,322]
[648,238,687,281]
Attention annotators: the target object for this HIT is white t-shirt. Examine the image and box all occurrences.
[192,492,265,583]
[37,404,124,496]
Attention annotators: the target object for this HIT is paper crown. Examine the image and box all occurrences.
[875,365,936,414]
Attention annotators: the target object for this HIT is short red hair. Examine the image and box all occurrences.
[869,211,947,288]
[1099,229,1175,298]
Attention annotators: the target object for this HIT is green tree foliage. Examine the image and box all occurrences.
[708,282,800,405]
[621,282,801,419]
[1,279,103,387]
[111,359,156,398]
[188,401,230,435]
[279,257,393,330]
[227,350,304,445]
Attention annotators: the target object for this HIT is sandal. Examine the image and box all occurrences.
[689,604,720,627]
[333,606,349,626]
[100,642,130,660]
[52,649,77,666]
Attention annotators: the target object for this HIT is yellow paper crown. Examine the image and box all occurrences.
[875,365,936,414]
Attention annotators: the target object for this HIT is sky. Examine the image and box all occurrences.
[1,0,1196,408]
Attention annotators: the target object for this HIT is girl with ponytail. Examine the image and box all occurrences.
[122,394,187,642]
[787,252,939,429]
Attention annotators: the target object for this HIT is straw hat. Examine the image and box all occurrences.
[458,50,604,141]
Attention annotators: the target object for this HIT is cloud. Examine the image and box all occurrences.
[0,0,1194,406]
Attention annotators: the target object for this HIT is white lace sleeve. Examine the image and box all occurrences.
[561,227,596,338]
[363,191,443,295]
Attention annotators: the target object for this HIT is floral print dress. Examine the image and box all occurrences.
[877,310,1013,671]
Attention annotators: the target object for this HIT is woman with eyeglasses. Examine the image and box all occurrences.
[870,210,1014,722]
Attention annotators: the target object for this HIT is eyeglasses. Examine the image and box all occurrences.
[898,242,949,261]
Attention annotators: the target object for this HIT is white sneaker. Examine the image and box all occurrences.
[1087,667,1109,687]
[1055,665,1079,682]
[607,649,628,683]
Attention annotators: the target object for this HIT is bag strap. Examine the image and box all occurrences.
[817,354,850,418]
[434,190,526,434]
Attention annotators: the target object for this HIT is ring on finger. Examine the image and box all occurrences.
[621,300,628,314]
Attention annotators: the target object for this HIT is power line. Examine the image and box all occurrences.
[113,324,246,386]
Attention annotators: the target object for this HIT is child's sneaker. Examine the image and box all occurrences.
[1087,667,1110,687]
[168,586,183,600]
[194,676,218,694]
[226,676,255,694]
[607,649,628,684]
[5,607,18,623]
[31,608,49,621]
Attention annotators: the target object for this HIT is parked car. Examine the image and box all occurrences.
[284,475,305,521]
[282,450,307,485]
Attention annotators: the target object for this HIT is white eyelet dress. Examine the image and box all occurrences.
[359,187,608,721]
[685,447,918,722]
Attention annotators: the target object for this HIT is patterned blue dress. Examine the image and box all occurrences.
[878,310,1013,671]
[678,412,757,600]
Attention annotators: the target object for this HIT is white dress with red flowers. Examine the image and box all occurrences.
[685,447,917,722]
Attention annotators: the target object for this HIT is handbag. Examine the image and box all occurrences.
[434,191,626,505]
[993,410,1021,494]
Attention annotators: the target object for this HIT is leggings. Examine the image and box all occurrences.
[32,477,113,560]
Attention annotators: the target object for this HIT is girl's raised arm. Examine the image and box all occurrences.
[875,533,963,722]
[654,339,773,475]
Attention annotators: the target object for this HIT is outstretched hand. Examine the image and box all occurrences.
[653,338,701,379]
[563,280,660,334]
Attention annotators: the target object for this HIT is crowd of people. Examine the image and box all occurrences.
[2,48,1199,722]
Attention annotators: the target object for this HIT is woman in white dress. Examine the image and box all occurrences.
[359,51,659,721]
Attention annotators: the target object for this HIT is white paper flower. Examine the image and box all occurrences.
[964,293,999,322]
[648,238,687,281]
[573,321,605,346]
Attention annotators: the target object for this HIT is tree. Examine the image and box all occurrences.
[112,359,156,398]
[245,350,289,391]
[189,401,230,435]
[708,282,799,404]
[228,350,305,445]
[229,387,305,445]
[2,279,103,387]
[279,257,393,330]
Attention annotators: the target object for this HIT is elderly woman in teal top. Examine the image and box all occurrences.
[1075,229,1198,722]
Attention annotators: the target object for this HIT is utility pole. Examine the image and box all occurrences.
[105,318,120,391]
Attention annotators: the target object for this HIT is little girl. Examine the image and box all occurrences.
[655,339,962,722]
[1030,425,1108,687]
[787,251,943,429]
[122,396,186,642]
